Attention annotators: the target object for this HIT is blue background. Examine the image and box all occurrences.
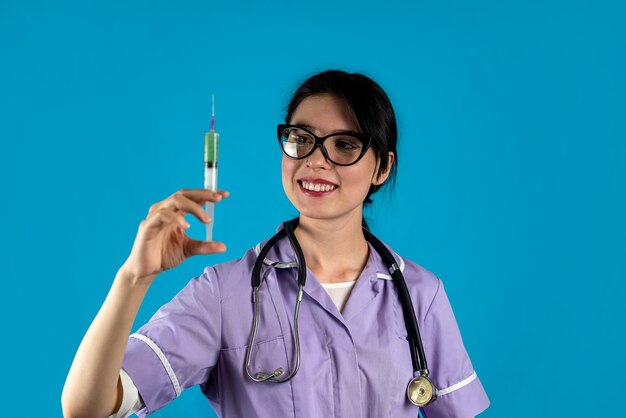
[1,0,624,416]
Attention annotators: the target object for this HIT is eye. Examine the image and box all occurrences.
[287,129,314,144]
[333,136,361,152]
[337,141,357,149]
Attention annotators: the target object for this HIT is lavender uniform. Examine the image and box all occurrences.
[120,226,490,417]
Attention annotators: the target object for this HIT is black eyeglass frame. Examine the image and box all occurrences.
[277,123,373,166]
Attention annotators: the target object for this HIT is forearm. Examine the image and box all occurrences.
[62,268,154,418]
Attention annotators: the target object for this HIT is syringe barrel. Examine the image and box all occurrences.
[204,166,218,190]
[205,131,219,165]
[205,202,215,241]
[204,164,218,241]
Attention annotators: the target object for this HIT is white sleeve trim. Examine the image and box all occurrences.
[130,332,182,397]
[108,369,144,418]
[437,371,478,396]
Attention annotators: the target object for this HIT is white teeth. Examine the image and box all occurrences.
[302,181,336,192]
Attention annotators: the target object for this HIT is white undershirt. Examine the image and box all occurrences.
[109,368,143,418]
[320,279,357,313]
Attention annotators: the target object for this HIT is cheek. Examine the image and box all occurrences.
[335,169,371,203]
[342,158,377,195]
[281,157,296,190]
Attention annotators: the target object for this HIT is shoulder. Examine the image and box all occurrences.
[204,228,293,300]
[398,254,441,290]
[200,245,258,302]
[389,248,444,320]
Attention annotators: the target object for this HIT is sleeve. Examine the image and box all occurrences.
[120,267,222,417]
[420,278,490,418]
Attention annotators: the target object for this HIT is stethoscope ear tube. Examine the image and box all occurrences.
[248,220,304,383]
[245,284,305,383]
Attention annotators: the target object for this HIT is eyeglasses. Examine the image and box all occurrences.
[277,124,372,166]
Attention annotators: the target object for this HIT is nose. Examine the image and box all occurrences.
[306,144,331,167]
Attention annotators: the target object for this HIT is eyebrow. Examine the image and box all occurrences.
[292,123,358,135]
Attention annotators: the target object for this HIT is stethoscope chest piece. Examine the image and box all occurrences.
[407,375,437,407]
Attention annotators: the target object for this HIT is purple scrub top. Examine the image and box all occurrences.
[122,225,490,417]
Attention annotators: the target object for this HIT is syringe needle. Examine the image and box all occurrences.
[210,94,215,131]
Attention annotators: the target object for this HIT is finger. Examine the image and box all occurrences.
[148,189,230,216]
[160,194,213,224]
[176,188,230,204]
[143,208,190,231]
[185,239,227,257]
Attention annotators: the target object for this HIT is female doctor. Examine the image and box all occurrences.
[62,70,490,418]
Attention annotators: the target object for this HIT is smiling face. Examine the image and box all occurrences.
[281,94,393,224]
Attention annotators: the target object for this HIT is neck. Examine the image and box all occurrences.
[293,211,369,284]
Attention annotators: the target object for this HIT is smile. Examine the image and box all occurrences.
[301,182,336,192]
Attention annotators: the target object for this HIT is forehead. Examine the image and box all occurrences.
[290,94,359,134]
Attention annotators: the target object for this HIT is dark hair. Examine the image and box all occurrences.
[285,70,398,228]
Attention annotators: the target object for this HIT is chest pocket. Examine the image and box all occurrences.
[246,335,291,377]
[218,336,295,418]
[216,271,296,417]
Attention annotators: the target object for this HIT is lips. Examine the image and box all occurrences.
[297,178,339,196]
[298,177,339,187]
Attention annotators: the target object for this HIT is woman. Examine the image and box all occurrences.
[62,70,490,418]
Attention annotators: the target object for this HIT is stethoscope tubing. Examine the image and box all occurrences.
[362,228,429,374]
[247,218,433,394]
[245,285,304,383]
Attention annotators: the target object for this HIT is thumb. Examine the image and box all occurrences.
[186,239,227,257]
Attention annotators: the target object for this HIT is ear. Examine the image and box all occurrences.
[372,152,395,186]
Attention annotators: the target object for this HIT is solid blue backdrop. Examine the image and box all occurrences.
[1,0,624,416]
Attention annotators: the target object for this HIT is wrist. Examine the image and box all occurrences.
[116,266,157,290]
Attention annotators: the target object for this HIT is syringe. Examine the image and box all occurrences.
[204,95,219,241]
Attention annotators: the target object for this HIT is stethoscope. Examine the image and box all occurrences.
[245,217,439,407]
